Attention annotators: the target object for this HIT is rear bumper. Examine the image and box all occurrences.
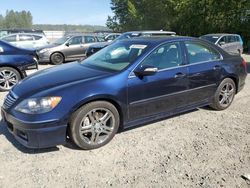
[1,108,67,149]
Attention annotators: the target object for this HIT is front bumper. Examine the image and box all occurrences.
[37,52,50,63]
[1,108,67,149]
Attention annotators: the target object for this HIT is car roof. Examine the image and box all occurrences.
[2,33,44,37]
[202,33,239,37]
[65,34,98,38]
[124,30,176,35]
[120,36,193,44]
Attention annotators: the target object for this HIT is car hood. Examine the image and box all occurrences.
[37,43,60,51]
[91,42,110,48]
[12,62,111,97]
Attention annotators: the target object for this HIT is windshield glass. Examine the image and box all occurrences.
[82,41,150,71]
[53,36,70,45]
[200,35,219,43]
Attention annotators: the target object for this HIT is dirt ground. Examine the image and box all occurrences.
[0,55,249,188]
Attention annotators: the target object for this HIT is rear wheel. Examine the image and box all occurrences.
[0,67,21,91]
[69,101,120,150]
[210,78,236,110]
[50,52,64,65]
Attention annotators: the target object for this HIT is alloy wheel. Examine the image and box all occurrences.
[79,108,115,145]
[219,82,235,108]
[0,69,19,90]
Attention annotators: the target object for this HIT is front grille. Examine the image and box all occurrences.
[3,91,18,109]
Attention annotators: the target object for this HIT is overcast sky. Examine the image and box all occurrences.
[0,0,113,26]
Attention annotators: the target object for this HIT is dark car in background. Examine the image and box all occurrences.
[86,30,176,57]
[1,37,247,150]
[0,40,38,91]
[200,33,243,54]
[37,34,99,64]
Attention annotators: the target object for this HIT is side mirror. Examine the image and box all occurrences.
[134,65,158,77]
[0,47,4,53]
[65,42,70,47]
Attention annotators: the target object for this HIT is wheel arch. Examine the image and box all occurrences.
[0,65,24,78]
[221,74,239,93]
[69,96,125,130]
[50,51,65,62]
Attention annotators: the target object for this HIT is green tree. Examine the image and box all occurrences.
[2,10,33,29]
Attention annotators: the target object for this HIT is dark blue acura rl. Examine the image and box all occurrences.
[1,37,247,150]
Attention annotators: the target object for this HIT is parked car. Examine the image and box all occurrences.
[0,29,45,38]
[37,35,99,64]
[1,33,49,49]
[86,30,176,57]
[0,40,38,91]
[104,33,121,42]
[200,33,243,54]
[1,37,247,149]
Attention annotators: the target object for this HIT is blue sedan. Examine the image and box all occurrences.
[0,40,38,91]
[1,37,247,150]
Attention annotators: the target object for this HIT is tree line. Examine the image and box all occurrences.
[0,10,108,33]
[0,10,33,29]
[106,0,250,42]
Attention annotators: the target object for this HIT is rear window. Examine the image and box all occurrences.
[2,35,16,42]
[200,36,219,43]
[34,35,42,40]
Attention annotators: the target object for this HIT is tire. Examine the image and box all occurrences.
[210,78,236,110]
[0,67,21,91]
[69,101,120,150]
[50,52,64,65]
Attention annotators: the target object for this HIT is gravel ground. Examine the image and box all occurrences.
[0,56,249,188]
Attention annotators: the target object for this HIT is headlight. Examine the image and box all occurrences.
[39,48,49,53]
[15,97,62,114]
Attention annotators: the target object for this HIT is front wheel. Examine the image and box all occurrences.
[69,101,120,150]
[210,78,236,110]
[50,52,64,65]
[0,67,21,91]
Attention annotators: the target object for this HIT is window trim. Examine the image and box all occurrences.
[129,40,223,79]
[184,40,223,65]
[129,41,185,78]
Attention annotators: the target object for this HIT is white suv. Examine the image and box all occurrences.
[1,33,49,49]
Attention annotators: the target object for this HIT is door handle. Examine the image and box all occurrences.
[213,65,221,70]
[174,72,186,78]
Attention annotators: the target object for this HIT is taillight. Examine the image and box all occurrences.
[241,59,247,71]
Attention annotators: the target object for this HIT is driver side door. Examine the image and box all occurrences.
[127,42,188,120]
[63,36,84,59]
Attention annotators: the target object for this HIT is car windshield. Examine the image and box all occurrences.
[200,35,220,43]
[53,36,70,45]
[82,41,150,71]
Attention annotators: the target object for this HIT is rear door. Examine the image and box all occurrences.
[18,34,35,48]
[184,41,222,105]
[128,42,189,120]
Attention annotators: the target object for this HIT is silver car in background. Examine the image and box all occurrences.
[37,34,99,65]
[200,33,243,54]
[0,33,49,49]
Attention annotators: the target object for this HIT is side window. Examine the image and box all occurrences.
[141,42,182,70]
[219,36,226,44]
[185,42,221,64]
[19,34,34,41]
[84,36,95,43]
[69,36,82,45]
[3,35,16,42]
[34,35,42,40]
[227,35,235,43]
